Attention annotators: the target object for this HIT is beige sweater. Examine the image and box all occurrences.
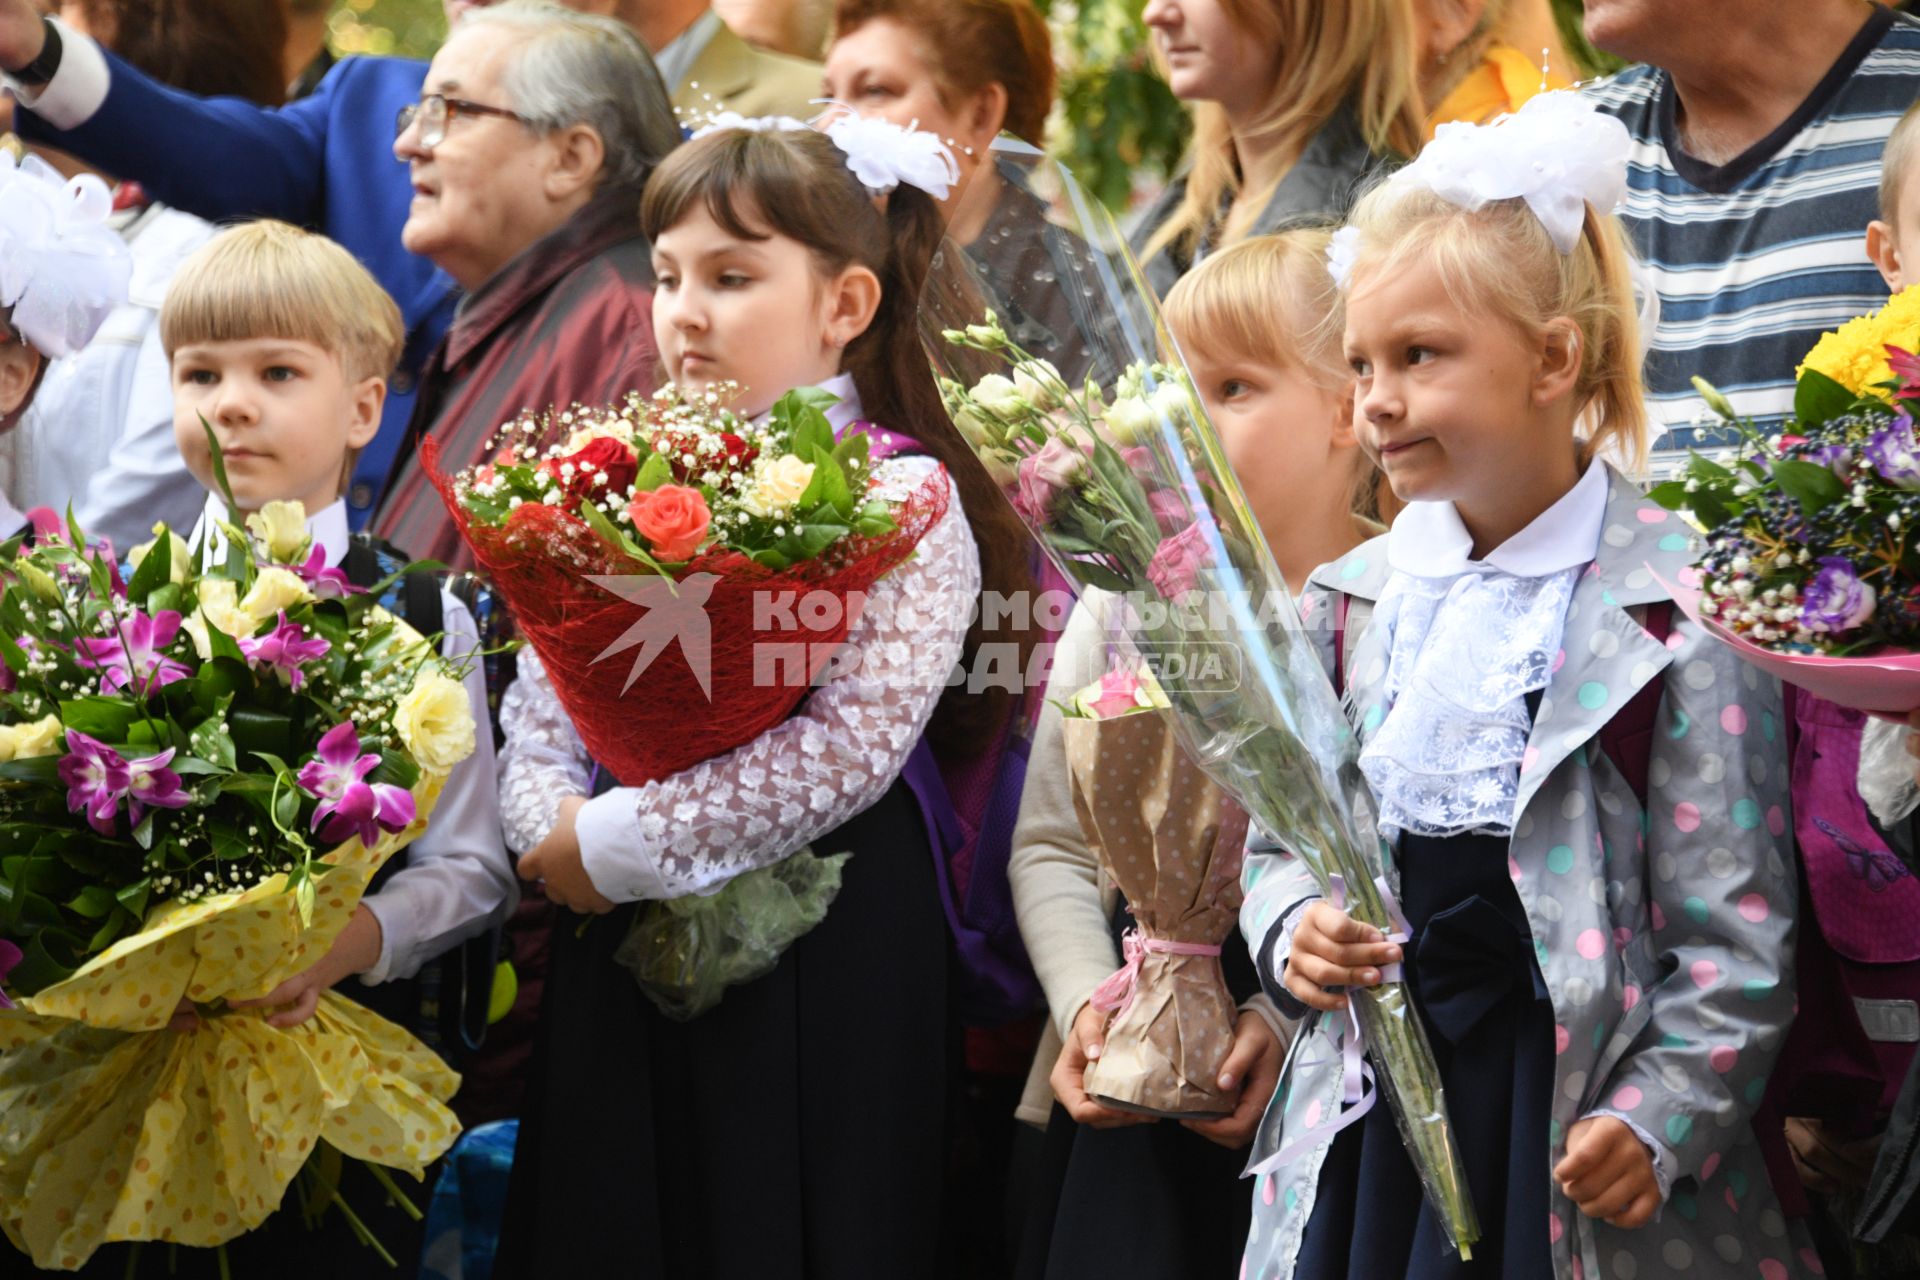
[1008,588,1289,1127]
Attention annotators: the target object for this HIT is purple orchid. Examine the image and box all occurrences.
[58,730,132,836]
[125,749,190,826]
[72,608,190,697]
[240,612,332,689]
[1801,557,1878,635]
[1864,415,1920,490]
[0,937,20,1007]
[286,546,364,600]
[296,721,416,847]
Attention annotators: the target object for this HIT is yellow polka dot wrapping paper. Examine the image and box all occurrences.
[0,772,461,1271]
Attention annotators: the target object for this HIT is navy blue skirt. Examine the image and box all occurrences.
[1292,830,1554,1280]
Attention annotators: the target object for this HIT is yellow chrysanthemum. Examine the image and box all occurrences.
[1799,282,1920,396]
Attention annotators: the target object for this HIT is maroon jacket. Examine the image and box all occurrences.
[375,185,659,569]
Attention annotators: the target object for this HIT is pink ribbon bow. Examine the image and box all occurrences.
[1088,928,1224,1023]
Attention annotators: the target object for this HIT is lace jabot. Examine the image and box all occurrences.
[1357,462,1608,840]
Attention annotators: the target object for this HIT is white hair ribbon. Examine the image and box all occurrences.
[686,107,960,201]
[0,151,131,358]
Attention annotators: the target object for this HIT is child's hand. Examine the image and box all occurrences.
[231,904,384,1028]
[1281,901,1402,1012]
[1181,1010,1284,1149]
[1050,1002,1150,1129]
[1554,1116,1661,1229]
[518,796,617,915]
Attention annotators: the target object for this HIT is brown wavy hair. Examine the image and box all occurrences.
[640,128,1039,756]
[65,0,288,105]
[832,0,1055,146]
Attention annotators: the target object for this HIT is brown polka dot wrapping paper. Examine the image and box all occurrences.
[0,774,460,1271]
[1062,708,1249,1119]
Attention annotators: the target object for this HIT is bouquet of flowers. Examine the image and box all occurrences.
[1648,284,1920,714]
[0,487,475,1270]
[918,139,1479,1257]
[426,384,949,1017]
[1057,658,1248,1118]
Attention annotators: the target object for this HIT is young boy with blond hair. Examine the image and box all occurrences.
[158,219,513,1034]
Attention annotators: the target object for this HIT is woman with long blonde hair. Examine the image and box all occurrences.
[1134,0,1569,295]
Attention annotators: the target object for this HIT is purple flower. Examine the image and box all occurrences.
[1147,520,1214,600]
[125,748,189,825]
[1864,415,1920,490]
[1800,557,1878,634]
[286,546,364,600]
[72,608,191,697]
[58,730,131,836]
[296,721,416,848]
[240,612,332,689]
[0,937,20,1007]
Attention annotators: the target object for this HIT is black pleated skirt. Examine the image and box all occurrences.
[494,779,951,1280]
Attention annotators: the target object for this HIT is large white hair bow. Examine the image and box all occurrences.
[687,108,960,201]
[1395,90,1630,254]
[0,150,132,358]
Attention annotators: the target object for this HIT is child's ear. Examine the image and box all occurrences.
[545,124,608,202]
[1533,317,1583,407]
[0,343,44,420]
[347,375,387,449]
[1328,384,1359,451]
[1868,219,1905,293]
[822,264,882,352]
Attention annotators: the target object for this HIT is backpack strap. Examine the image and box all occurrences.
[344,533,443,638]
[1597,600,1672,808]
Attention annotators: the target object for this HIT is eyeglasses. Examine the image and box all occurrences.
[395,94,530,148]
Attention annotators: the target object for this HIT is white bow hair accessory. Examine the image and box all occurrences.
[1394,90,1631,255]
[1326,225,1362,290]
[0,150,132,359]
[687,107,960,201]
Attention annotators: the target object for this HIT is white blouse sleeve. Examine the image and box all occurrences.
[500,456,978,901]
[498,644,596,857]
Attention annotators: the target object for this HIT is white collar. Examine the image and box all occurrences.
[749,373,866,431]
[193,492,352,566]
[654,8,724,96]
[1385,458,1609,579]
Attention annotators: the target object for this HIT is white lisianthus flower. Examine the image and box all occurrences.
[1012,359,1069,411]
[240,566,314,624]
[244,500,311,563]
[128,523,192,584]
[969,373,1028,419]
[0,714,65,762]
[1103,396,1154,445]
[394,671,477,773]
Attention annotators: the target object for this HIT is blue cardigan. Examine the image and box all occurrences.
[18,52,458,528]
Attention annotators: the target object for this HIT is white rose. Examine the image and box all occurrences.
[969,373,1029,419]
[0,714,64,762]
[394,671,476,773]
[1149,381,1195,424]
[128,523,192,585]
[1013,359,1068,411]
[1103,395,1154,445]
[241,566,314,623]
[244,500,311,563]
[741,454,818,517]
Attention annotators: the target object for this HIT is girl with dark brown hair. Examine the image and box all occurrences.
[495,122,1034,1279]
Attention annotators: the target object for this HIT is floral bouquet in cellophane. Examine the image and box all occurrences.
[918,138,1480,1257]
[1650,284,1920,714]
[0,482,476,1269]
[1058,659,1247,1118]
[427,385,949,1018]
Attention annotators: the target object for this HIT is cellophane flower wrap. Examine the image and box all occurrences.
[1058,657,1248,1118]
[918,137,1479,1256]
[0,496,475,1270]
[426,385,947,1018]
[1648,286,1920,714]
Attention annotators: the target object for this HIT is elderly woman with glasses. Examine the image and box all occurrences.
[372,0,678,571]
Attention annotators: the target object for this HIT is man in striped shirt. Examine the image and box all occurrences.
[1583,0,1920,476]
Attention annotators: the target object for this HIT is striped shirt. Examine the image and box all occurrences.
[1584,5,1920,475]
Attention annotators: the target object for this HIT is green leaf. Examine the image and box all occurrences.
[66,884,117,919]
[634,451,673,493]
[1793,368,1856,427]
[832,431,872,476]
[0,755,64,786]
[273,777,301,833]
[1773,458,1847,513]
[1689,490,1732,532]
[115,877,152,920]
[190,696,238,771]
[58,696,137,743]
[798,450,853,516]
[1064,559,1132,593]
[1646,480,1691,512]
[369,750,419,793]
[232,707,295,762]
[87,909,132,954]
[200,418,251,583]
[147,583,187,617]
[1687,453,1734,482]
[7,931,78,995]
[577,499,672,575]
[130,810,155,851]
[123,529,173,602]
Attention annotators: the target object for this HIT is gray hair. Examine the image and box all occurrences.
[457,0,680,193]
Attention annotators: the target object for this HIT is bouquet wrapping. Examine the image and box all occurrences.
[919,138,1479,1255]
[1059,661,1247,1117]
[1650,286,1920,714]
[0,496,475,1269]
[429,386,947,1018]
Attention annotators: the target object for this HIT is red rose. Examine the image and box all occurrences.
[541,436,639,507]
[626,483,712,561]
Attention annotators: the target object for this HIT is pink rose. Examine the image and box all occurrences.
[1147,520,1213,600]
[1147,488,1188,532]
[626,483,711,561]
[1012,438,1085,526]
[1086,668,1146,718]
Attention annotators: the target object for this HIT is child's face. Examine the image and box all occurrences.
[1344,258,1576,518]
[1181,343,1353,552]
[1868,181,1920,292]
[170,338,384,517]
[651,204,876,418]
